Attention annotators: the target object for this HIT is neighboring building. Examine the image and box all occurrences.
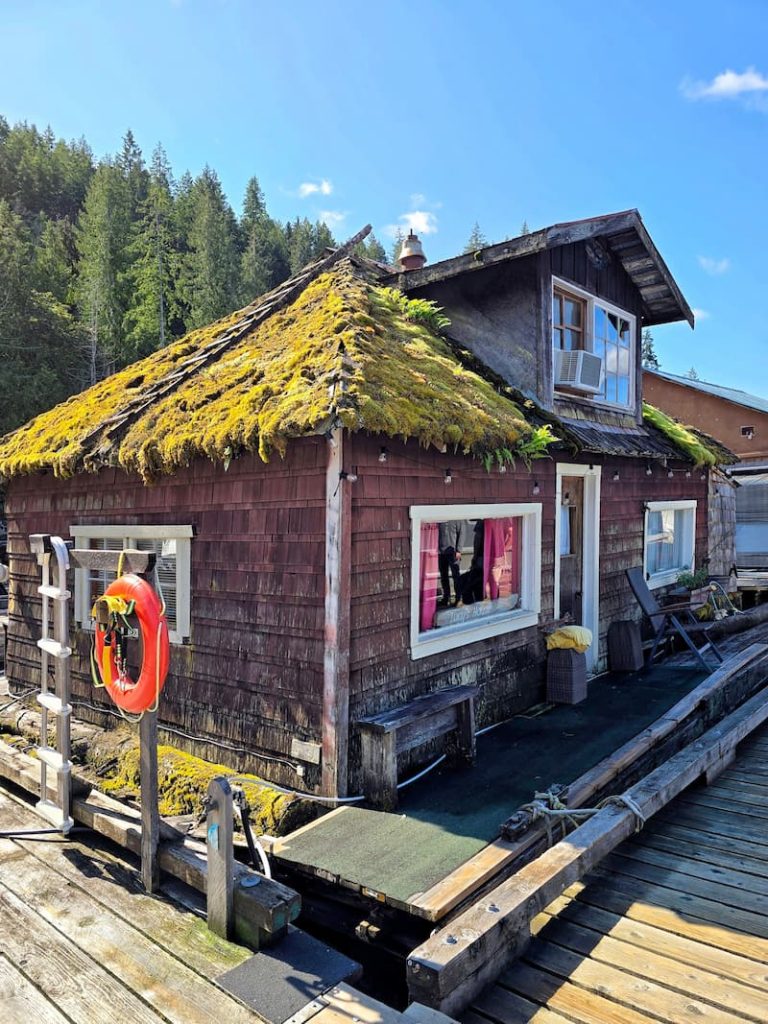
[0,212,730,798]
[644,368,768,583]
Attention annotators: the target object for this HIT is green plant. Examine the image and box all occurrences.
[676,566,709,590]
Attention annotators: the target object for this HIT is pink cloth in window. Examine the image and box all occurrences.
[484,517,521,601]
[419,521,439,632]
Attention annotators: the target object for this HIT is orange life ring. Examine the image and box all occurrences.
[93,574,170,714]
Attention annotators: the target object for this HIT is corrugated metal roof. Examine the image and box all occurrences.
[647,369,768,416]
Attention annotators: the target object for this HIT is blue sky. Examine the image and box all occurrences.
[2,0,767,396]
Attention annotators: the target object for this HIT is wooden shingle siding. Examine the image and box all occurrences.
[5,438,327,787]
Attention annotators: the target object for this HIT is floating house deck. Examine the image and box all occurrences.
[270,665,710,919]
[465,722,768,1024]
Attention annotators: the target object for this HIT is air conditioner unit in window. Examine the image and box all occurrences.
[554,349,603,394]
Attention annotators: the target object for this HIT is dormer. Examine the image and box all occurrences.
[387,210,693,426]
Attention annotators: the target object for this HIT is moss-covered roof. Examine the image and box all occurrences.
[0,247,556,482]
[642,403,737,466]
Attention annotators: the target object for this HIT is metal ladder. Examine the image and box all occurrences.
[33,534,73,832]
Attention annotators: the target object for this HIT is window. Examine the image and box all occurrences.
[643,501,696,589]
[552,278,635,409]
[71,525,192,643]
[741,425,755,439]
[410,503,542,659]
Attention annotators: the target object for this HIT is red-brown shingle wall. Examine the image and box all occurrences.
[4,439,327,785]
[347,435,708,735]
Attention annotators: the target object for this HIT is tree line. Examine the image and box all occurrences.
[0,118,386,436]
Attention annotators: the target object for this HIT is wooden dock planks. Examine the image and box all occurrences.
[461,727,768,1024]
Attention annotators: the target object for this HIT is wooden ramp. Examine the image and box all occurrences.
[462,726,768,1024]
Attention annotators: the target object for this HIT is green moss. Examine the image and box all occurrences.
[0,260,557,482]
[101,743,313,836]
[642,402,732,466]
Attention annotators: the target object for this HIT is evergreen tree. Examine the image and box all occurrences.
[520,220,530,235]
[117,129,148,215]
[123,145,178,358]
[354,232,388,263]
[641,328,660,369]
[238,175,290,302]
[463,222,488,253]
[286,217,335,274]
[182,166,240,328]
[0,200,84,434]
[75,161,132,379]
[389,227,405,266]
[685,366,700,380]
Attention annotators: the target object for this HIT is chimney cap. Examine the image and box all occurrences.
[398,230,426,271]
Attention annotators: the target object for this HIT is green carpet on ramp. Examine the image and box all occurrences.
[274,665,706,905]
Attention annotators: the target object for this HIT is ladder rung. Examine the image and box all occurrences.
[37,747,71,772]
[36,693,71,715]
[37,638,72,659]
[35,799,74,833]
[38,583,72,600]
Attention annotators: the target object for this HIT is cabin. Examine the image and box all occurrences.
[645,367,768,589]
[0,212,730,799]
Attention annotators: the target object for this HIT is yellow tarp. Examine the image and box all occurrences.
[546,625,593,653]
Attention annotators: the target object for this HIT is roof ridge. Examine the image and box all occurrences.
[79,225,372,472]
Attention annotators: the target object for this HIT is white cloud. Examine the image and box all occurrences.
[319,210,347,229]
[298,178,333,198]
[383,211,439,239]
[692,307,711,321]
[698,255,730,276]
[410,192,427,208]
[681,66,768,107]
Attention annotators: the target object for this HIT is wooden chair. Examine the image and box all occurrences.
[625,567,724,672]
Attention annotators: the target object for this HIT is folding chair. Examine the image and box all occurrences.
[625,567,724,672]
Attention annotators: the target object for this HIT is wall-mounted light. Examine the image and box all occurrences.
[667,469,674,479]
[378,446,388,463]
[612,470,620,482]
[646,464,653,476]
[498,464,507,474]
[444,468,453,485]
[563,491,571,506]
[532,480,540,495]
[700,472,706,481]
[685,469,692,479]
[340,468,358,483]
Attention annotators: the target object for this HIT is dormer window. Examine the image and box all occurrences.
[552,278,635,409]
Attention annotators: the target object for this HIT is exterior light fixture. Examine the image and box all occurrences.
[685,469,692,478]
[498,464,507,474]
[532,481,540,495]
[646,464,653,476]
[444,469,453,485]
[612,470,620,482]
[378,446,388,463]
[668,469,674,479]
[340,469,358,483]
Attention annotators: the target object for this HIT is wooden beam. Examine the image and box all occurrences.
[69,549,156,575]
[406,681,768,1016]
[140,710,160,892]
[321,427,352,798]
[206,776,235,940]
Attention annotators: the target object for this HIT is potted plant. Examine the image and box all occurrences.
[675,567,712,610]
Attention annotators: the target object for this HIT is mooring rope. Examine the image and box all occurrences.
[519,788,647,846]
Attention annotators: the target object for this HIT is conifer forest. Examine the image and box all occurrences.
[0,118,387,437]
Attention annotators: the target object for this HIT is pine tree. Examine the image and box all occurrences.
[286,217,335,274]
[354,232,388,263]
[389,227,405,266]
[641,328,660,369]
[34,214,76,304]
[0,200,84,433]
[685,366,700,380]
[238,176,290,302]
[463,222,488,253]
[182,166,240,328]
[75,161,132,379]
[520,220,530,235]
[123,145,178,358]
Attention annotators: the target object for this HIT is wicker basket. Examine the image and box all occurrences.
[547,649,588,704]
[607,620,644,672]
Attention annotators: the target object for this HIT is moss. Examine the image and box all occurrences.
[642,402,733,466]
[0,259,557,482]
[101,742,313,836]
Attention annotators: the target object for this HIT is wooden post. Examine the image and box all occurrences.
[140,710,160,893]
[207,776,234,939]
[321,426,352,798]
[360,730,398,811]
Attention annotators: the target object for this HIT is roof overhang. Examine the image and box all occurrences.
[384,209,694,328]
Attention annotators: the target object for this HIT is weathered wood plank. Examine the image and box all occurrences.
[140,709,160,892]
[207,776,235,940]
[0,878,166,1024]
[0,955,71,1024]
[407,684,768,1014]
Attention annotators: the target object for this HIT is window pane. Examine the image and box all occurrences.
[647,508,692,578]
[617,376,629,404]
[594,305,607,339]
[605,347,618,374]
[564,298,582,326]
[564,329,581,350]
[607,313,618,342]
[553,326,564,349]
[553,295,561,324]
[419,516,526,634]
[605,375,617,402]
[619,319,631,346]
[135,538,178,631]
[618,347,630,376]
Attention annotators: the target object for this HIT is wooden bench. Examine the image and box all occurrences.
[357,685,479,811]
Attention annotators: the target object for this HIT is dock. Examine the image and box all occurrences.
[463,722,768,1024]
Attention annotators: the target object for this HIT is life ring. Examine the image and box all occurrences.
[91,574,170,714]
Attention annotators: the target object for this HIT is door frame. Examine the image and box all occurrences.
[553,463,601,672]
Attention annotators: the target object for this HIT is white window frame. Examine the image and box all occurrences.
[643,500,697,590]
[70,524,193,644]
[409,502,542,660]
[552,276,636,411]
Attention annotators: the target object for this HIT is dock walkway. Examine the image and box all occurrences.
[463,724,768,1024]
